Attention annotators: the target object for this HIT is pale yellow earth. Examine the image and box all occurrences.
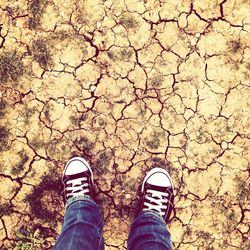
[0,0,249,249]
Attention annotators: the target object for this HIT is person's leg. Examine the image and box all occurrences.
[128,168,174,250]
[128,211,172,250]
[54,157,104,250]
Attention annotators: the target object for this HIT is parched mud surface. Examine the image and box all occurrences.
[0,0,249,249]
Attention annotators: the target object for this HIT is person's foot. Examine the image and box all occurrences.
[62,157,94,202]
[139,167,174,223]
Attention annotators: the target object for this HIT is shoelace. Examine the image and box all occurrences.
[65,177,89,198]
[143,189,168,216]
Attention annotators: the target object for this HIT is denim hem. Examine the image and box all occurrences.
[139,210,167,224]
[65,195,93,211]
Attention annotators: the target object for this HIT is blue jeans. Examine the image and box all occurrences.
[54,196,172,250]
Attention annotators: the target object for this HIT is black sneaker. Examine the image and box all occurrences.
[62,157,94,202]
[139,167,174,223]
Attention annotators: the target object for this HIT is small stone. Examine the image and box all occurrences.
[96,22,101,28]
[125,193,131,199]
[191,39,196,46]
[221,141,227,150]
[89,85,96,92]
[196,33,200,38]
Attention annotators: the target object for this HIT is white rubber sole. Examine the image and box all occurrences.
[141,167,174,193]
[62,156,94,184]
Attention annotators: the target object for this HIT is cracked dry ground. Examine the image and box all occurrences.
[0,0,249,249]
